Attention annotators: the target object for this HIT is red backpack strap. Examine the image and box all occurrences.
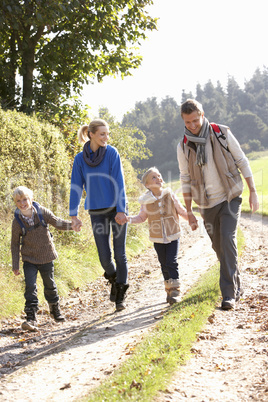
[210,122,221,134]
[210,122,229,152]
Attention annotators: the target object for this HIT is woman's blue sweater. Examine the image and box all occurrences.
[69,145,127,216]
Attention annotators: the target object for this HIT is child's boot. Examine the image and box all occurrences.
[49,302,65,322]
[21,307,38,332]
[104,272,117,302]
[115,283,129,311]
[164,279,180,305]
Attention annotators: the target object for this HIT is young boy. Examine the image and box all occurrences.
[11,186,73,332]
[127,167,188,304]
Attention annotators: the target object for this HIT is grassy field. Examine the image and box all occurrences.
[0,151,266,320]
[241,152,268,214]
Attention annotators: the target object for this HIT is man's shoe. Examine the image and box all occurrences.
[236,288,244,302]
[49,302,65,322]
[221,297,235,310]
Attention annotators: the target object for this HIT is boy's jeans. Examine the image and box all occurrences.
[90,208,128,284]
[23,261,59,310]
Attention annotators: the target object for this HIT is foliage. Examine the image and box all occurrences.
[0,106,70,214]
[98,107,152,163]
[0,159,150,319]
[122,96,182,178]
[122,67,268,177]
[0,0,157,115]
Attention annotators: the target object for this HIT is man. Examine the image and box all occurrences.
[177,99,259,310]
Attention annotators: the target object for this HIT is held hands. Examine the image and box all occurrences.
[115,212,128,225]
[71,216,83,232]
[187,211,199,231]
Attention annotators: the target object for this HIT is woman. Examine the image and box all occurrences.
[70,119,129,311]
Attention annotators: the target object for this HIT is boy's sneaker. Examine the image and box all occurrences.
[21,307,38,332]
[49,302,65,322]
[21,320,38,332]
[221,297,235,310]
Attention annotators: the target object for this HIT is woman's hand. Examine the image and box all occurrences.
[71,216,83,232]
[115,212,127,225]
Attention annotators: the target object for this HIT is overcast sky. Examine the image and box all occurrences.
[82,0,268,121]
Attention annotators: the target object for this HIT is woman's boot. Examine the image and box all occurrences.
[104,272,117,302]
[115,283,129,311]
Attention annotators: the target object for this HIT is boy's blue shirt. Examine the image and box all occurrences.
[69,144,127,216]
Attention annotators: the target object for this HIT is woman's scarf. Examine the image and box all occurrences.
[184,117,210,166]
[83,141,107,167]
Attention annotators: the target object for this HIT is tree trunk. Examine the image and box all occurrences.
[20,41,35,114]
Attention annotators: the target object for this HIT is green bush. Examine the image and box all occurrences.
[0,107,70,215]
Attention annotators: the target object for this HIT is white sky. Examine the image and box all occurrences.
[82,0,268,121]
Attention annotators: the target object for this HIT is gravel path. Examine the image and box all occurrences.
[0,214,267,401]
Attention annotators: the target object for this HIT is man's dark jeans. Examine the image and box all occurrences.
[23,261,59,310]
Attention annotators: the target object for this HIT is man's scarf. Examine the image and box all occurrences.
[184,117,210,166]
[83,141,107,167]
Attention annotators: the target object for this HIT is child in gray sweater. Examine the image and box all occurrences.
[11,186,73,332]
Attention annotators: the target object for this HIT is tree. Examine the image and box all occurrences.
[0,0,157,114]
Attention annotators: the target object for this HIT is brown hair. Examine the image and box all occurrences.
[180,99,204,117]
[77,119,109,144]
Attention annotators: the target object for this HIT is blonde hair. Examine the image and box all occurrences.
[78,119,109,144]
[13,186,33,201]
[141,167,161,187]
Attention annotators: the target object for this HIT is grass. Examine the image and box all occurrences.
[83,265,221,401]
[241,154,268,215]
[82,227,245,401]
[0,209,150,319]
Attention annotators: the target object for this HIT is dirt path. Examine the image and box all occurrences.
[0,214,267,401]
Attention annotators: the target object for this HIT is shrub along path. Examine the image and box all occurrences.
[0,214,267,401]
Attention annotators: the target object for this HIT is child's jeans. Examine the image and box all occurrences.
[23,261,59,310]
[154,239,180,281]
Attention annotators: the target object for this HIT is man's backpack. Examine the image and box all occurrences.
[210,123,230,152]
[182,122,230,155]
[14,201,47,244]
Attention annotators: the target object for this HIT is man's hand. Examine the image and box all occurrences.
[249,191,259,213]
[71,216,83,232]
[13,269,20,276]
[187,211,199,231]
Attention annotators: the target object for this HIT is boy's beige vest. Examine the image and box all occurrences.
[181,124,243,207]
[140,189,180,243]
